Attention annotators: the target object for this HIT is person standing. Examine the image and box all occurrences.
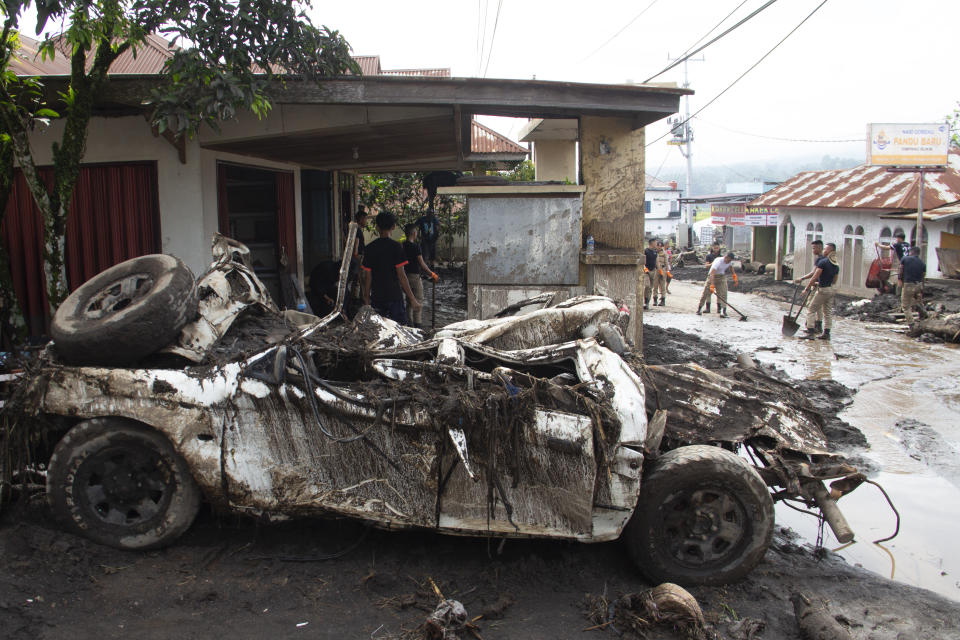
[891,230,909,262]
[696,252,737,316]
[643,238,658,310]
[797,242,839,340]
[704,242,723,263]
[402,224,439,328]
[416,208,441,265]
[361,212,421,324]
[653,240,668,306]
[899,246,926,325]
[794,240,825,333]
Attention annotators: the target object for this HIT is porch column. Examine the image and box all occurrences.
[579,116,646,348]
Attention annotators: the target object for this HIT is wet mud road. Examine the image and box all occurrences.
[645,281,960,603]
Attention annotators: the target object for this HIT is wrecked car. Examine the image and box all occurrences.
[21,224,865,586]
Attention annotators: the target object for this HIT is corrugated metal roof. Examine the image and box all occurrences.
[11,33,174,75]
[880,202,960,221]
[353,55,382,75]
[471,120,527,155]
[381,68,450,77]
[752,152,960,211]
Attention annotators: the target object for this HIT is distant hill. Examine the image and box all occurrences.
[654,155,861,196]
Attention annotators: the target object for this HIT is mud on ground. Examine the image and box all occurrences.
[2,286,957,639]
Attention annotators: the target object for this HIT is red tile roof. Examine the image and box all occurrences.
[471,120,527,155]
[751,152,960,211]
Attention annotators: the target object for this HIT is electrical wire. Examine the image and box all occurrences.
[482,0,504,78]
[478,0,489,76]
[578,0,660,64]
[646,0,831,148]
[677,0,751,59]
[643,0,780,83]
[651,146,673,181]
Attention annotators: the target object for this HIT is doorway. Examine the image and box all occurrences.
[217,163,296,305]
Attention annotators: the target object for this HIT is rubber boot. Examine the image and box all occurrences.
[720,307,728,317]
[818,328,831,340]
[696,306,702,315]
[815,320,823,333]
[704,301,711,313]
[658,296,665,306]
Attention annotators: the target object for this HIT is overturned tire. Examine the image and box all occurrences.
[623,445,774,586]
[47,418,201,550]
[51,254,197,366]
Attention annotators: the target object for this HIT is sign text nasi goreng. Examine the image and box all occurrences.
[710,205,779,226]
[867,123,950,166]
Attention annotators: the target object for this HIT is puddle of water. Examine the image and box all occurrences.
[645,282,960,601]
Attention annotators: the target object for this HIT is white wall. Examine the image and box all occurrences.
[775,207,953,296]
[26,116,304,279]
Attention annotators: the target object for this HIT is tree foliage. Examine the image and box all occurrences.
[359,173,466,259]
[0,0,357,329]
[501,159,534,182]
[948,102,960,148]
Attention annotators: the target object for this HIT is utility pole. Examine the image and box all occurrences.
[666,55,703,228]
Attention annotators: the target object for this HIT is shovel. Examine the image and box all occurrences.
[781,286,811,337]
[713,289,748,321]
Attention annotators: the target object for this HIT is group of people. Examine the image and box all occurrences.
[643,238,673,309]
[309,206,442,328]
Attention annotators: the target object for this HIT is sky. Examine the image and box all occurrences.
[310,0,960,174]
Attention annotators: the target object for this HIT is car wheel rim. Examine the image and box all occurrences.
[661,487,748,568]
[77,444,173,527]
[83,273,155,320]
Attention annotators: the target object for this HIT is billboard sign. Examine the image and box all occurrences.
[710,204,778,226]
[867,123,950,166]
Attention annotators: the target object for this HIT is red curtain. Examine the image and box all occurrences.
[275,171,296,269]
[1,163,160,336]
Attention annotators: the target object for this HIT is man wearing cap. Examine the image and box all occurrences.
[696,252,738,317]
[898,246,926,325]
[796,241,839,340]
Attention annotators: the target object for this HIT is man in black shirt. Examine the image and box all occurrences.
[899,246,926,324]
[891,230,909,262]
[798,241,839,340]
[416,209,441,265]
[643,238,659,310]
[361,212,421,324]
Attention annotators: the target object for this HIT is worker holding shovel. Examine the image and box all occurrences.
[796,241,839,340]
[696,252,738,317]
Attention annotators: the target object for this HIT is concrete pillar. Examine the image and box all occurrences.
[579,116,646,348]
[533,140,577,183]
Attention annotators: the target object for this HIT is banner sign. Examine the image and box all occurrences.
[710,205,778,226]
[867,123,950,166]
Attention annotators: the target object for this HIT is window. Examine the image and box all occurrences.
[879,226,892,243]
[645,200,651,213]
[814,223,824,242]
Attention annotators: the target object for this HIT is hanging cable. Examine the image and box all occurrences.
[674,0,751,61]
[643,0,780,83]
[482,0,504,77]
[695,116,864,143]
[578,0,660,64]
[646,0,830,148]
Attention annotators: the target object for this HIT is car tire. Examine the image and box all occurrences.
[47,418,201,550]
[51,254,197,366]
[623,445,774,586]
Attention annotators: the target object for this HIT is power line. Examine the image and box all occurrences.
[476,0,483,74]
[578,0,660,64]
[482,0,504,78]
[647,0,831,148]
[675,0,750,61]
[696,117,864,143]
[478,0,489,76]
[652,146,673,180]
[643,0,780,83]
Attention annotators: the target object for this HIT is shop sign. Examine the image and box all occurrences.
[710,205,778,226]
[867,123,949,166]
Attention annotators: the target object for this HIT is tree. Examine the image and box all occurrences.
[948,102,960,148]
[0,0,357,324]
[501,159,534,182]
[359,173,466,260]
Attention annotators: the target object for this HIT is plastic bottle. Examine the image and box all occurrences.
[296,294,307,312]
[585,235,595,256]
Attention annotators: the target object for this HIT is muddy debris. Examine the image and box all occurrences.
[422,599,468,639]
[790,592,855,640]
[584,583,707,639]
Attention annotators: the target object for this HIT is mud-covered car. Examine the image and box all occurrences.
[24,226,865,587]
